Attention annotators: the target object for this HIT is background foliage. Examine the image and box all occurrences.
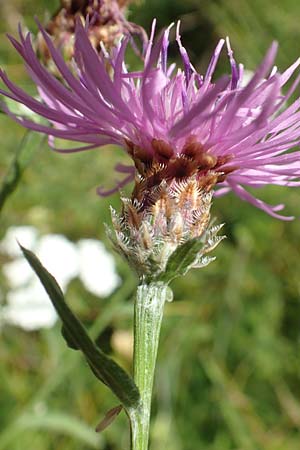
[1,1,300,449]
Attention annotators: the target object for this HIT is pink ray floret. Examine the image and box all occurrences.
[2,20,300,219]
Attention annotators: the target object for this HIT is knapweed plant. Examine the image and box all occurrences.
[2,6,300,449]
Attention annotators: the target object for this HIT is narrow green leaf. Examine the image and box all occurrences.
[20,245,140,411]
[61,324,80,350]
[0,131,44,213]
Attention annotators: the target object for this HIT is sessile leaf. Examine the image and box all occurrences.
[20,244,140,411]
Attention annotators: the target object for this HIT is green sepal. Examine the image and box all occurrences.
[156,223,225,283]
[20,244,140,411]
[159,237,205,282]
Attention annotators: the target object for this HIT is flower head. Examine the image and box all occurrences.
[1,21,300,219]
[36,0,146,72]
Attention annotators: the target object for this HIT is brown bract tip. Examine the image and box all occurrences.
[126,137,236,209]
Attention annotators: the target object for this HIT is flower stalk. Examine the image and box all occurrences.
[129,282,171,450]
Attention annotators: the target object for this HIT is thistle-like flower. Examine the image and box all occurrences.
[36,0,145,71]
[2,20,300,276]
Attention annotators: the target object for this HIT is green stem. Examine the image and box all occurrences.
[129,282,170,450]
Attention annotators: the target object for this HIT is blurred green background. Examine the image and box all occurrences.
[1,1,300,449]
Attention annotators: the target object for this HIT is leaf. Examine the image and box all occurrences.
[0,131,44,213]
[95,405,123,432]
[20,245,140,411]
[61,324,80,350]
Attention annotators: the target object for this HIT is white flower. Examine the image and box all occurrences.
[77,239,120,298]
[1,228,78,330]
[36,234,79,290]
[2,281,57,330]
[2,258,32,289]
[0,225,38,258]
[1,227,120,331]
